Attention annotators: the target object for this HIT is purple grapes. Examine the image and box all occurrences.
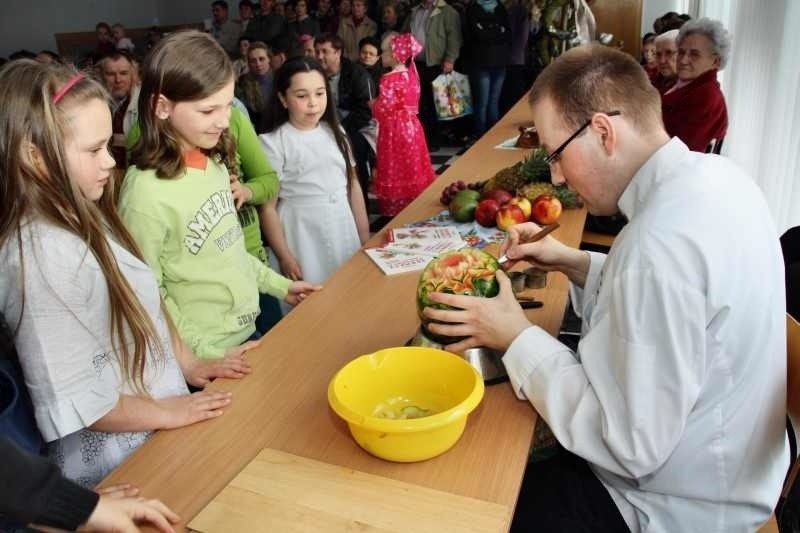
[439,180,469,205]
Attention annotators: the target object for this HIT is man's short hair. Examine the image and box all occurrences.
[315,32,344,51]
[212,1,229,10]
[529,44,663,135]
[98,50,136,69]
[239,0,253,7]
[96,22,111,31]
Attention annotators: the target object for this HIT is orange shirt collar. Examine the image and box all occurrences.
[183,150,208,170]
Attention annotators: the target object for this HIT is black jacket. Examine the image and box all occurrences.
[243,13,289,46]
[465,3,512,68]
[0,438,99,530]
[336,58,375,134]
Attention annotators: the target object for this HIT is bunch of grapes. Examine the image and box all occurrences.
[439,181,466,205]
[439,181,482,205]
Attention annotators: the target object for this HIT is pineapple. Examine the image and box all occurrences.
[553,186,582,209]
[518,182,555,201]
[483,161,528,193]
[519,148,552,183]
[518,182,583,209]
[483,147,583,210]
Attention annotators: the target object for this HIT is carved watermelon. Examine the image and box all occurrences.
[416,248,500,344]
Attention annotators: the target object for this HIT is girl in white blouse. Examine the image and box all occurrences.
[0,61,251,487]
[260,57,369,315]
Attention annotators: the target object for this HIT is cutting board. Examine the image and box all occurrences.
[188,448,511,533]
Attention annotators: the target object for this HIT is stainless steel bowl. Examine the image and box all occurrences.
[407,326,508,384]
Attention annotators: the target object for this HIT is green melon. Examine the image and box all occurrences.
[416,248,500,344]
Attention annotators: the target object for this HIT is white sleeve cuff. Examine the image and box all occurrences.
[503,325,573,401]
[569,251,606,319]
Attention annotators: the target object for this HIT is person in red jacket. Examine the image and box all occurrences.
[661,18,730,152]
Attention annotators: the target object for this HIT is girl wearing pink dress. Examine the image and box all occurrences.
[373,33,436,216]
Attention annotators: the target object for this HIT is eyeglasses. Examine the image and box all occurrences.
[544,111,621,165]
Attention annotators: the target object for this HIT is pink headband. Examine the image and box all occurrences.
[52,73,86,104]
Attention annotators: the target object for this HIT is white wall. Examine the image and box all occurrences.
[641,0,684,36]
[0,0,211,59]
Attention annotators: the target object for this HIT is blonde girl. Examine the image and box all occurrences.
[0,60,242,488]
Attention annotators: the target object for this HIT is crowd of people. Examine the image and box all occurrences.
[1,2,792,532]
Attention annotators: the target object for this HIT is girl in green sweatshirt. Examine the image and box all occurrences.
[120,30,320,359]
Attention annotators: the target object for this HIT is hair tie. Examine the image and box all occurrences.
[52,73,86,104]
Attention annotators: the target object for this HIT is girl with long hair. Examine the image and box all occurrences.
[0,60,242,487]
[122,31,319,357]
[260,57,369,314]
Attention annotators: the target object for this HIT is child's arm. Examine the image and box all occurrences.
[348,171,370,244]
[229,106,280,205]
[261,197,303,281]
[245,246,321,306]
[88,391,233,432]
[165,311,253,388]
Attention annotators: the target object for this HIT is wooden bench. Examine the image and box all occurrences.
[54,23,203,63]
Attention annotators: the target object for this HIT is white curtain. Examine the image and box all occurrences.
[697,0,800,235]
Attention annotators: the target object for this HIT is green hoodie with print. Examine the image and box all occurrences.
[127,106,279,264]
[119,151,291,359]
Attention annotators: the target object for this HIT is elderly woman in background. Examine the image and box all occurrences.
[652,29,679,94]
[661,18,729,152]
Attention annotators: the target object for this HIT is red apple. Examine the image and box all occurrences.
[508,197,532,220]
[532,195,563,225]
[481,188,513,206]
[475,199,501,227]
[496,204,527,231]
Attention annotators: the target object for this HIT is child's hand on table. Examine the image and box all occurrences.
[285,281,322,306]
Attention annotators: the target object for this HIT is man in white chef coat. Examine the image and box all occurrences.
[424,44,788,532]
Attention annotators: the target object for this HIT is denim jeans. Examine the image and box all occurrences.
[255,292,283,336]
[474,66,507,136]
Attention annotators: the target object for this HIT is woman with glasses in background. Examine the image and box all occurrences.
[661,18,730,152]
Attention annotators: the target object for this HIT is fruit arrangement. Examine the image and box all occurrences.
[417,248,500,343]
[439,180,483,206]
[438,147,579,228]
[483,148,582,209]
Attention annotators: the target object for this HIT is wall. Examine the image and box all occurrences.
[641,0,683,36]
[158,0,211,27]
[0,0,211,59]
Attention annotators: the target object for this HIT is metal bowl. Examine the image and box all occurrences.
[408,326,508,385]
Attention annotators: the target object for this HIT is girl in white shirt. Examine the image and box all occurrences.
[260,57,369,314]
[0,60,251,487]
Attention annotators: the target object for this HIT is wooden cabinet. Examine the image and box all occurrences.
[590,0,643,60]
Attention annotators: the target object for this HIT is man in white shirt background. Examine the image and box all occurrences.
[424,44,787,532]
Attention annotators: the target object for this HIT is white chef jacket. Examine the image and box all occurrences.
[504,138,788,532]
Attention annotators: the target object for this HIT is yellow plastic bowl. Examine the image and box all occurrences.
[327,347,485,462]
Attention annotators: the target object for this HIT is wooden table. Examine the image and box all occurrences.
[102,94,588,530]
